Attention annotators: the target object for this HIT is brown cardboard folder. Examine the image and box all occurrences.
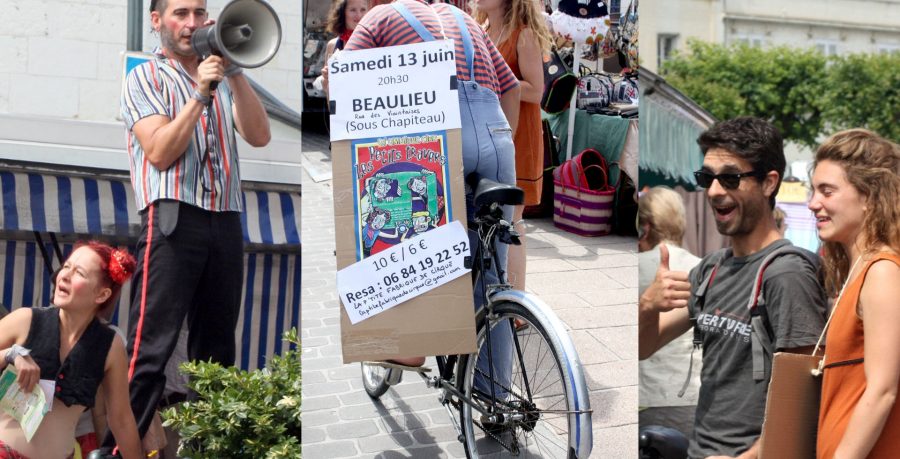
[759,352,822,459]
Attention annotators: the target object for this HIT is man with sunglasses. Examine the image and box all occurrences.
[638,117,826,459]
[109,0,271,451]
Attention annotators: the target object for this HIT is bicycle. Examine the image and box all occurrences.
[361,174,593,458]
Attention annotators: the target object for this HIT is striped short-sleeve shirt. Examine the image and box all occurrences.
[344,0,518,95]
[121,50,243,212]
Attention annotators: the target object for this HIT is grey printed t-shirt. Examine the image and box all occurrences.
[686,239,826,459]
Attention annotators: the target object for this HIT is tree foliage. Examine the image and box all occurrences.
[659,40,900,146]
[821,52,900,142]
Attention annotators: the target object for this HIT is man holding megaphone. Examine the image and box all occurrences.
[102,0,277,453]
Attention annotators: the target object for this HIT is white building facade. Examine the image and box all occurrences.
[0,0,302,182]
[642,0,900,72]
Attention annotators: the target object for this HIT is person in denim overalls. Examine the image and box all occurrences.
[332,0,521,394]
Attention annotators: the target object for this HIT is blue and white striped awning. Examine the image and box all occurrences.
[0,170,301,248]
[237,251,302,369]
[0,241,299,371]
[0,171,137,238]
[0,166,301,371]
[241,189,301,247]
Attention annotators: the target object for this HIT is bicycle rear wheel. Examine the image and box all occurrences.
[360,362,392,399]
[457,300,584,458]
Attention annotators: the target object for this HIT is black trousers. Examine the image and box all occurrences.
[103,200,244,443]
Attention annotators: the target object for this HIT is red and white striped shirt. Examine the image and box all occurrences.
[121,50,243,212]
[344,0,519,95]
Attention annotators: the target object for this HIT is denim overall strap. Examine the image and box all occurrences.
[447,5,475,80]
[391,2,475,80]
[391,3,435,42]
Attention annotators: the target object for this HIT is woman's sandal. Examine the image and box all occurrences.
[365,360,432,373]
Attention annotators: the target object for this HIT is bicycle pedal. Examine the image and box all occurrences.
[363,361,432,373]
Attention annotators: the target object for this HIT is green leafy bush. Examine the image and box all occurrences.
[162,329,301,459]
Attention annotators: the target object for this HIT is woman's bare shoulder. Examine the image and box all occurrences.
[518,27,536,42]
[866,255,900,281]
[0,307,33,335]
[859,254,900,317]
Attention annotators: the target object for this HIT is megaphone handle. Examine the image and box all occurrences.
[198,53,220,95]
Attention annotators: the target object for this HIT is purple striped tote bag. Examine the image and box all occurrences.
[552,149,616,237]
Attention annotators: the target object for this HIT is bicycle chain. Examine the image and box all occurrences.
[450,382,522,454]
[469,370,531,454]
[475,420,520,454]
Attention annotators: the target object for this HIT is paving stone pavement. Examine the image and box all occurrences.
[301,128,638,458]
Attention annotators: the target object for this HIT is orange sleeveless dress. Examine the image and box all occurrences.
[495,27,543,206]
[817,252,900,458]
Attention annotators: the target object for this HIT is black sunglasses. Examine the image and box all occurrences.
[693,169,765,190]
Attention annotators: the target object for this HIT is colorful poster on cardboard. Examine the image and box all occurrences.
[351,131,453,262]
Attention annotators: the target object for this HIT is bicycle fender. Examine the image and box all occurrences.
[490,290,594,458]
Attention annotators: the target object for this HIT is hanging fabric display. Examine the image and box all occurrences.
[617,0,639,69]
[549,0,611,45]
[547,0,611,161]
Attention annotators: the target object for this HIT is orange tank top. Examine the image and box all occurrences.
[817,252,900,458]
[495,26,544,206]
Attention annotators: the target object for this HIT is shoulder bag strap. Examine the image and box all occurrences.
[677,256,719,398]
[749,245,819,381]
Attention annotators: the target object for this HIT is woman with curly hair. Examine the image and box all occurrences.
[810,129,900,458]
[0,241,143,458]
[472,0,551,291]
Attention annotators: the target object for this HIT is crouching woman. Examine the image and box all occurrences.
[0,241,142,458]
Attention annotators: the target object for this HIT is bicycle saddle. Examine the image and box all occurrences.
[639,425,689,459]
[468,173,524,207]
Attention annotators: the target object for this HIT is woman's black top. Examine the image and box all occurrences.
[23,307,114,408]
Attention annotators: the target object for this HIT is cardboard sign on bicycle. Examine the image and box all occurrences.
[329,41,476,363]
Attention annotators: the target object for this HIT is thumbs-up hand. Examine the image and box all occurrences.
[658,242,672,272]
[640,243,692,313]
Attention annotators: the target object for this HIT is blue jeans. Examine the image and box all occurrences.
[458,80,515,398]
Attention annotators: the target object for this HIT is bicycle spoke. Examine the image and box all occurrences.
[510,318,535,402]
[531,340,556,393]
[531,428,568,456]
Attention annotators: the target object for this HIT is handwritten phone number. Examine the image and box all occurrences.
[372,241,468,286]
[344,240,468,304]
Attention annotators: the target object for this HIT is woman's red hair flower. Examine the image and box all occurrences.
[107,249,134,285]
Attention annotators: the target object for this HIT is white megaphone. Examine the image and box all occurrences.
[191,0,282,69]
